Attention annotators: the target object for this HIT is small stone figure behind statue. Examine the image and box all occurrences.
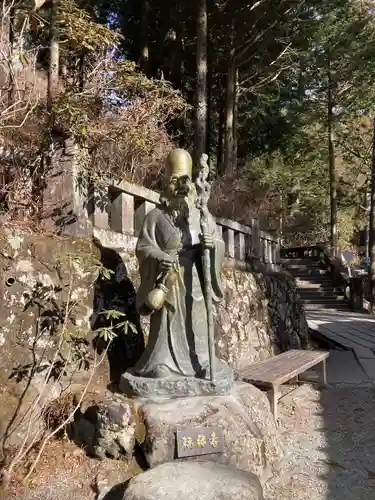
[120,149,233,400]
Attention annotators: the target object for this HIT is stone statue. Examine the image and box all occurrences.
[120,149,233,400]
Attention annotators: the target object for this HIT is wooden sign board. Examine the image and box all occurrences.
[176,426,224,458]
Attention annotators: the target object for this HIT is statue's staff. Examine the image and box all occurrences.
[195,154,215,382]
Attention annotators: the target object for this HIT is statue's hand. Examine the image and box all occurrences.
[199,232,215,250]
[159,254,175,272]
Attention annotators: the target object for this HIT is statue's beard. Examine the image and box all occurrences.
[168,191,197,225]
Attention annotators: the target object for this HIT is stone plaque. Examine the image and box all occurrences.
[176,426,224,458]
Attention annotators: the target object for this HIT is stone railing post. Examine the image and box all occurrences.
[275,239,281,264]
[110,190,134,234]
[222,227,235,258]
[251,219,260,259]
[216,224,223,238]
[43,138,92,236]
[234,232,246,261]
[258,234,265,262]
[269,240,275,264]
[91,187,109,230]
[134,200,156,236]
[264,238,270,263]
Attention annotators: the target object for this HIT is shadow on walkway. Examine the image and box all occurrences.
[314,316,375,499]
[321,381,375,499]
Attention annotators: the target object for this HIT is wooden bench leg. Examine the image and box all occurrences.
[321,359,327,387]
[268,385,279,423]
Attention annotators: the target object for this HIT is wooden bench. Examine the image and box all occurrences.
[236,349,329,422]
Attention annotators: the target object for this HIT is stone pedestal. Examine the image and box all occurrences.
[120,363,234,402]
[133,382,283,482]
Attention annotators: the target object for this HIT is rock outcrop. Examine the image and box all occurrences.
[122,461,264,500]
[136,382,283,482]
[0,230,144,449]
[0,231,100,448]
[72,395,137,460]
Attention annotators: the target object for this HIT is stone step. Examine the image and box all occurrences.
[285,265,326,272]
[282,257,350,312]
[288,268,329,274]
[298,294,343,302]
[301,298,347,308]
[295,276,332,282]
[296,280,334,287]
[294,272,330,278]
[301,302,348,309]
[301,292,341,298]
[296,284,337,291]
[282,257,324,264]
[296,270,332,280]
[281,258,322,265]
[297,284,342,292]
[297,290,338,297]
[296,282,335,289]
[301,295,346,301]
[304,303,350,311]
[296,277,339,285]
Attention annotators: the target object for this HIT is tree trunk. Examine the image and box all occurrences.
[206,39,213,173]
[139,0,149,73]
[8,6,15,105]
[35,0,59,217]
[223,52,235,174]
[279,190,284,246]
[297,57,305,101]
[78,52,85,91]
[217,89,225,176]
[327,66,338,257]
[194,0,208,173]
[47,0,59,115]
[172,1,184,89]
[232,68,239,174]
[365,190,370,259]
[369,117,375,311]
[223,19,236,175]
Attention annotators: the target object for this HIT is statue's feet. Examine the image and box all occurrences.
[196,359,230,379]
[150,364,173,378]
[196,365,208,379]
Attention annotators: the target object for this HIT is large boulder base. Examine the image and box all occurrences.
[136,382,283,482]
[123,461,264,500]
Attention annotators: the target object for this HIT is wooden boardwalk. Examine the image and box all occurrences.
[307,310,375,380]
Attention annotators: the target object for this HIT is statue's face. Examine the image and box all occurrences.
[166,174,192,199]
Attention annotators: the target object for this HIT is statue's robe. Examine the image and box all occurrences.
[135,202,225,378]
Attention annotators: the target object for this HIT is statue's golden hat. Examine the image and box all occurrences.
[165,149,192,179]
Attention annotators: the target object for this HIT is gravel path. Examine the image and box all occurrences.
[265,381,375,500]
